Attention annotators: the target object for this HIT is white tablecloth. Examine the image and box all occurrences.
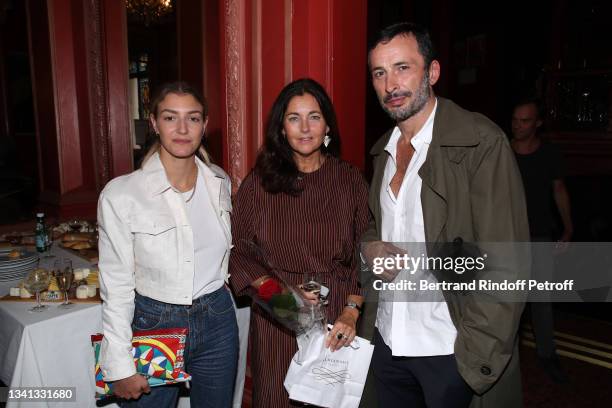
[0,302,104,407]
[0,246,250,408]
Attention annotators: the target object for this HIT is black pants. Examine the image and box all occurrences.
[371,329,473,408]
[529,238,557,358]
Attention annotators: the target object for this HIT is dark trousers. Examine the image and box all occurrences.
[371,329,473,408]
[529,237,557,358]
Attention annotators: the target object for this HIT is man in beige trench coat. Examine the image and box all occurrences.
[358,22,529,408]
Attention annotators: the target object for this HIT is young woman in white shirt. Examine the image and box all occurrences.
[97,82,238,407]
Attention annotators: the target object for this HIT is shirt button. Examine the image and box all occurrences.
[480,365,492,376]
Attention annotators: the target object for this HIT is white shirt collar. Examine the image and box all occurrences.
[383,98,438,162]
[143,152,225,197]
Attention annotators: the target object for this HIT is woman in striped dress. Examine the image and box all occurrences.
[229,78,370,407]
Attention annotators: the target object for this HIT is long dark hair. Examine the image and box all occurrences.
[141,81,210,166]
[254,78,340,195]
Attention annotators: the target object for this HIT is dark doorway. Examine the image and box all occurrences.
[126,0,178,166]
[0,0,37,224]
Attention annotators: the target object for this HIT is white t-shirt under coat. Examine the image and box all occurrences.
[183,171,226,299]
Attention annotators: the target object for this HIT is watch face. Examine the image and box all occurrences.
[346,302,361,310]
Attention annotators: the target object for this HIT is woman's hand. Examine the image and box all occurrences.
[296,285,320,305]
[112,373,150,400]
[326,307,359,352]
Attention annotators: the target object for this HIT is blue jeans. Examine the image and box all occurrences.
[121,286,239,408]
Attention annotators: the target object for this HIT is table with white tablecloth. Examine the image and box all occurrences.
[0,245,249,408]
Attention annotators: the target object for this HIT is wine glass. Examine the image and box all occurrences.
[297,273,328,331]
[57,260,74,309]
[301,273,329,305]
[24,268,51,312]
[301,273,321,300]
[318,277,330,306]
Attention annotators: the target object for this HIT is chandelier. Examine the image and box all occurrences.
[126,0,173,26]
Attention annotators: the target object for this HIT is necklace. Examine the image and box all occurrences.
[184,169,198,203]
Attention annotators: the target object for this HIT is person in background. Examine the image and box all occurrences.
[98,81,238,407]
[359,22,529,408]
[229,78,370,407]
[511,97,572,383]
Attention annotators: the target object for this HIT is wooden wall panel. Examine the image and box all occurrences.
[202,0,224,165]
[258,0,288,148]
[48,0,83,192]
[26,0,60,196]
[328,0,367,169]
[24,0,130,218]
[70,0,95,190]
[219,0,251,189]
[102,0,132,179]
[177,0,204,91]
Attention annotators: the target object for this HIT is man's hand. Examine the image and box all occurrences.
[112,373,150,400]
[361,241,406,282]
[554,229,572,255]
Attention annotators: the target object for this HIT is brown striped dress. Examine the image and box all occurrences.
[229,156,370,408]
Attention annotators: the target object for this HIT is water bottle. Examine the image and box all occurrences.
[35,213,46,253]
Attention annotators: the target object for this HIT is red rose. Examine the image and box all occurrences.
[258,278,283,302]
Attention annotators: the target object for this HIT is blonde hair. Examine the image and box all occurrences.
[141,81,211,167]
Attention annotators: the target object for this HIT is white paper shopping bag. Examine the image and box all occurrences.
[284,326,374,408]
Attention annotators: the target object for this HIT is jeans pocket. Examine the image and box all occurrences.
[132,309,163,331]
[208,289,234,316]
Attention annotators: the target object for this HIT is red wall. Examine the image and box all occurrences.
[25,0,131,218]
[216,0,368,188]
[22,0,369,216]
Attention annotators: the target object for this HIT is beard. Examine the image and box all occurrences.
[380,71,431,122]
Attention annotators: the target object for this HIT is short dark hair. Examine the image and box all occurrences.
[254,78,340,195]
[368,22,436,67]
[513,97,545,120]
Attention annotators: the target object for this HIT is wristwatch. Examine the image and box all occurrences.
[344,301,362,314]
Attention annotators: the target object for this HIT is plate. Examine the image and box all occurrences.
[0,263,37,273]
[0,261,36,271]
[0,270,32,281]
[0,274,27,282]
[0,258,38,281]
[0,257,38,270]
[0,259,39,270]
[0,248,39,265]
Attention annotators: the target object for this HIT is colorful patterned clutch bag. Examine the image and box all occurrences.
[91,328,191,399]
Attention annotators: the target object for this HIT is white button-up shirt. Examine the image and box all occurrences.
[97,152,232,381]
[375,100,458,356]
